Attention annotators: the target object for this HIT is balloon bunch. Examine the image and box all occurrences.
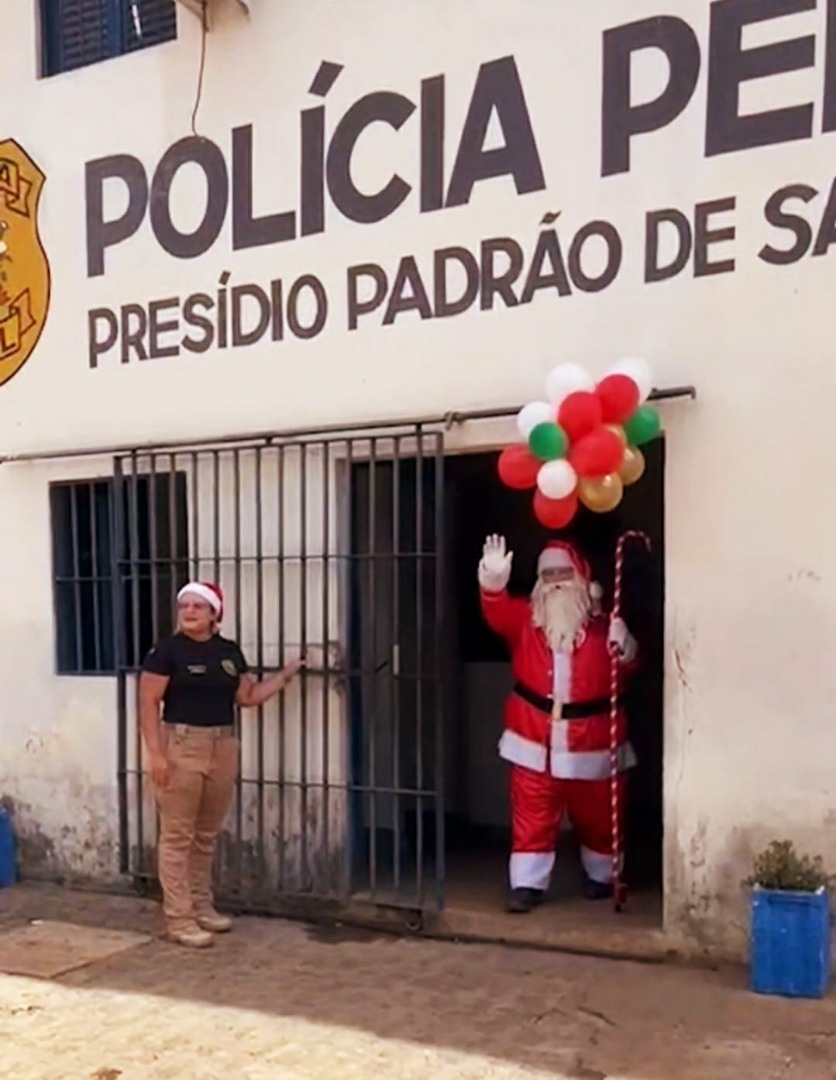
[497,358,662,529]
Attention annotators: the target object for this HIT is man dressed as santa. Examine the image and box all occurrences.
[478,534,639,913]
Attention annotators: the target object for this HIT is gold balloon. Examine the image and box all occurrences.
[604,424,628,448]
[619,446,646,486]
[578,473,624,513]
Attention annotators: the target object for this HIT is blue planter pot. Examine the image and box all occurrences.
[0,809,16,888]
[750,886,831,999]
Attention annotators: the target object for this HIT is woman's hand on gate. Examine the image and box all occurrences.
[281,657,305,683]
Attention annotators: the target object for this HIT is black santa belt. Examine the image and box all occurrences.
[513,681,625,719]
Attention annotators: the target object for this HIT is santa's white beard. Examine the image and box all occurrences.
[531,578,591,651]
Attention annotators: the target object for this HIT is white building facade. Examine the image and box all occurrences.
[2,0,836,960]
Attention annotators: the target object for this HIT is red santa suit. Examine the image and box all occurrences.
[480,540,638,892]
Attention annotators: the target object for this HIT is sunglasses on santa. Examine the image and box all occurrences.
[539,566,576,585]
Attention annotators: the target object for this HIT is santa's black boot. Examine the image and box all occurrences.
[506,888,545,914]
[582,875,614,901]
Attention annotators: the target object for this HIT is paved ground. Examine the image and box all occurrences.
[0,883,834,1080]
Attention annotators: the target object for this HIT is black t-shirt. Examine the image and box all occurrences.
[142,633,250,727]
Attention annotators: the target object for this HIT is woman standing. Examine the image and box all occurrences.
[140,581,302,948]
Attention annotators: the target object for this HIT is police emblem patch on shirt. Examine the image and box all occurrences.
[222,659,238,677]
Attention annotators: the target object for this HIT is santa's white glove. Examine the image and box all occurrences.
[608,616,638,663]
[478,534,513,593]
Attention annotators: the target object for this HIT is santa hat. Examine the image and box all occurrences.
[537,541,603,601]
[177,581,224,622]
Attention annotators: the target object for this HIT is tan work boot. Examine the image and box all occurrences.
[167,920,214,948]
[196,908,233,933]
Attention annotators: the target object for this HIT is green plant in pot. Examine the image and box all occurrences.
[745,839,834,999]
[745,840,835,893]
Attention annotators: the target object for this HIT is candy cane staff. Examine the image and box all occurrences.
[478,535,641,914]
[608,530,651,913]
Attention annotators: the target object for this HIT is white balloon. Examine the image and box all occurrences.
[537,460,577,500]
[516,401,554,440]
[607,357,653,403]
[545,363,596,406]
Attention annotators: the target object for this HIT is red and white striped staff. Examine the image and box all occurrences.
[608,529,651,913]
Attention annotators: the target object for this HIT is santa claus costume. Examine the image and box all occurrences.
[478,536,639,913]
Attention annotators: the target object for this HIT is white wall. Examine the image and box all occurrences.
[3,0,836,955]
[0,457,120,881]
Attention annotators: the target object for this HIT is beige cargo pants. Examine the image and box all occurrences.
[156,725,239,931]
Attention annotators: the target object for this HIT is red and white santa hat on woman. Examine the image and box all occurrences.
[537,541,603,602]
[177,581,224,622]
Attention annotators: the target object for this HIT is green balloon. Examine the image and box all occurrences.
[624,405,661,446]
[529,421,568,461]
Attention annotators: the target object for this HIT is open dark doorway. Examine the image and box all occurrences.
[442,442,665,923]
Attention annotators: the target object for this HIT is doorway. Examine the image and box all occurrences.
[347,437,665,926]
[441,442,665,922]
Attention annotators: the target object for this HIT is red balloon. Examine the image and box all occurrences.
[597,374,640,424]
[498,444,541,490]
[569,427,625,478]
[533,490,578,529]
[558,391,603,442]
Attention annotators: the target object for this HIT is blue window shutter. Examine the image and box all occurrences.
[41,0,177,77]
[41,0,111,75]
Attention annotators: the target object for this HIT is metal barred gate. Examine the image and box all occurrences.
[112,423,446,915]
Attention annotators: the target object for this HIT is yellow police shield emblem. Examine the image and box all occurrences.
[0,140,51,386]
[222,659,237,677]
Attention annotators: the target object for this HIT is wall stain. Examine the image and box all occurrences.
[673,647,691,692]
[788,568,822,584]
[0,792,116,882]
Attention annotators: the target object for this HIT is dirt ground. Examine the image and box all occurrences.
[0,883,834,1080]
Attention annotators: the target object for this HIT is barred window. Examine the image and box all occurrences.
[41,0,177,78]
[50,474,188,674]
